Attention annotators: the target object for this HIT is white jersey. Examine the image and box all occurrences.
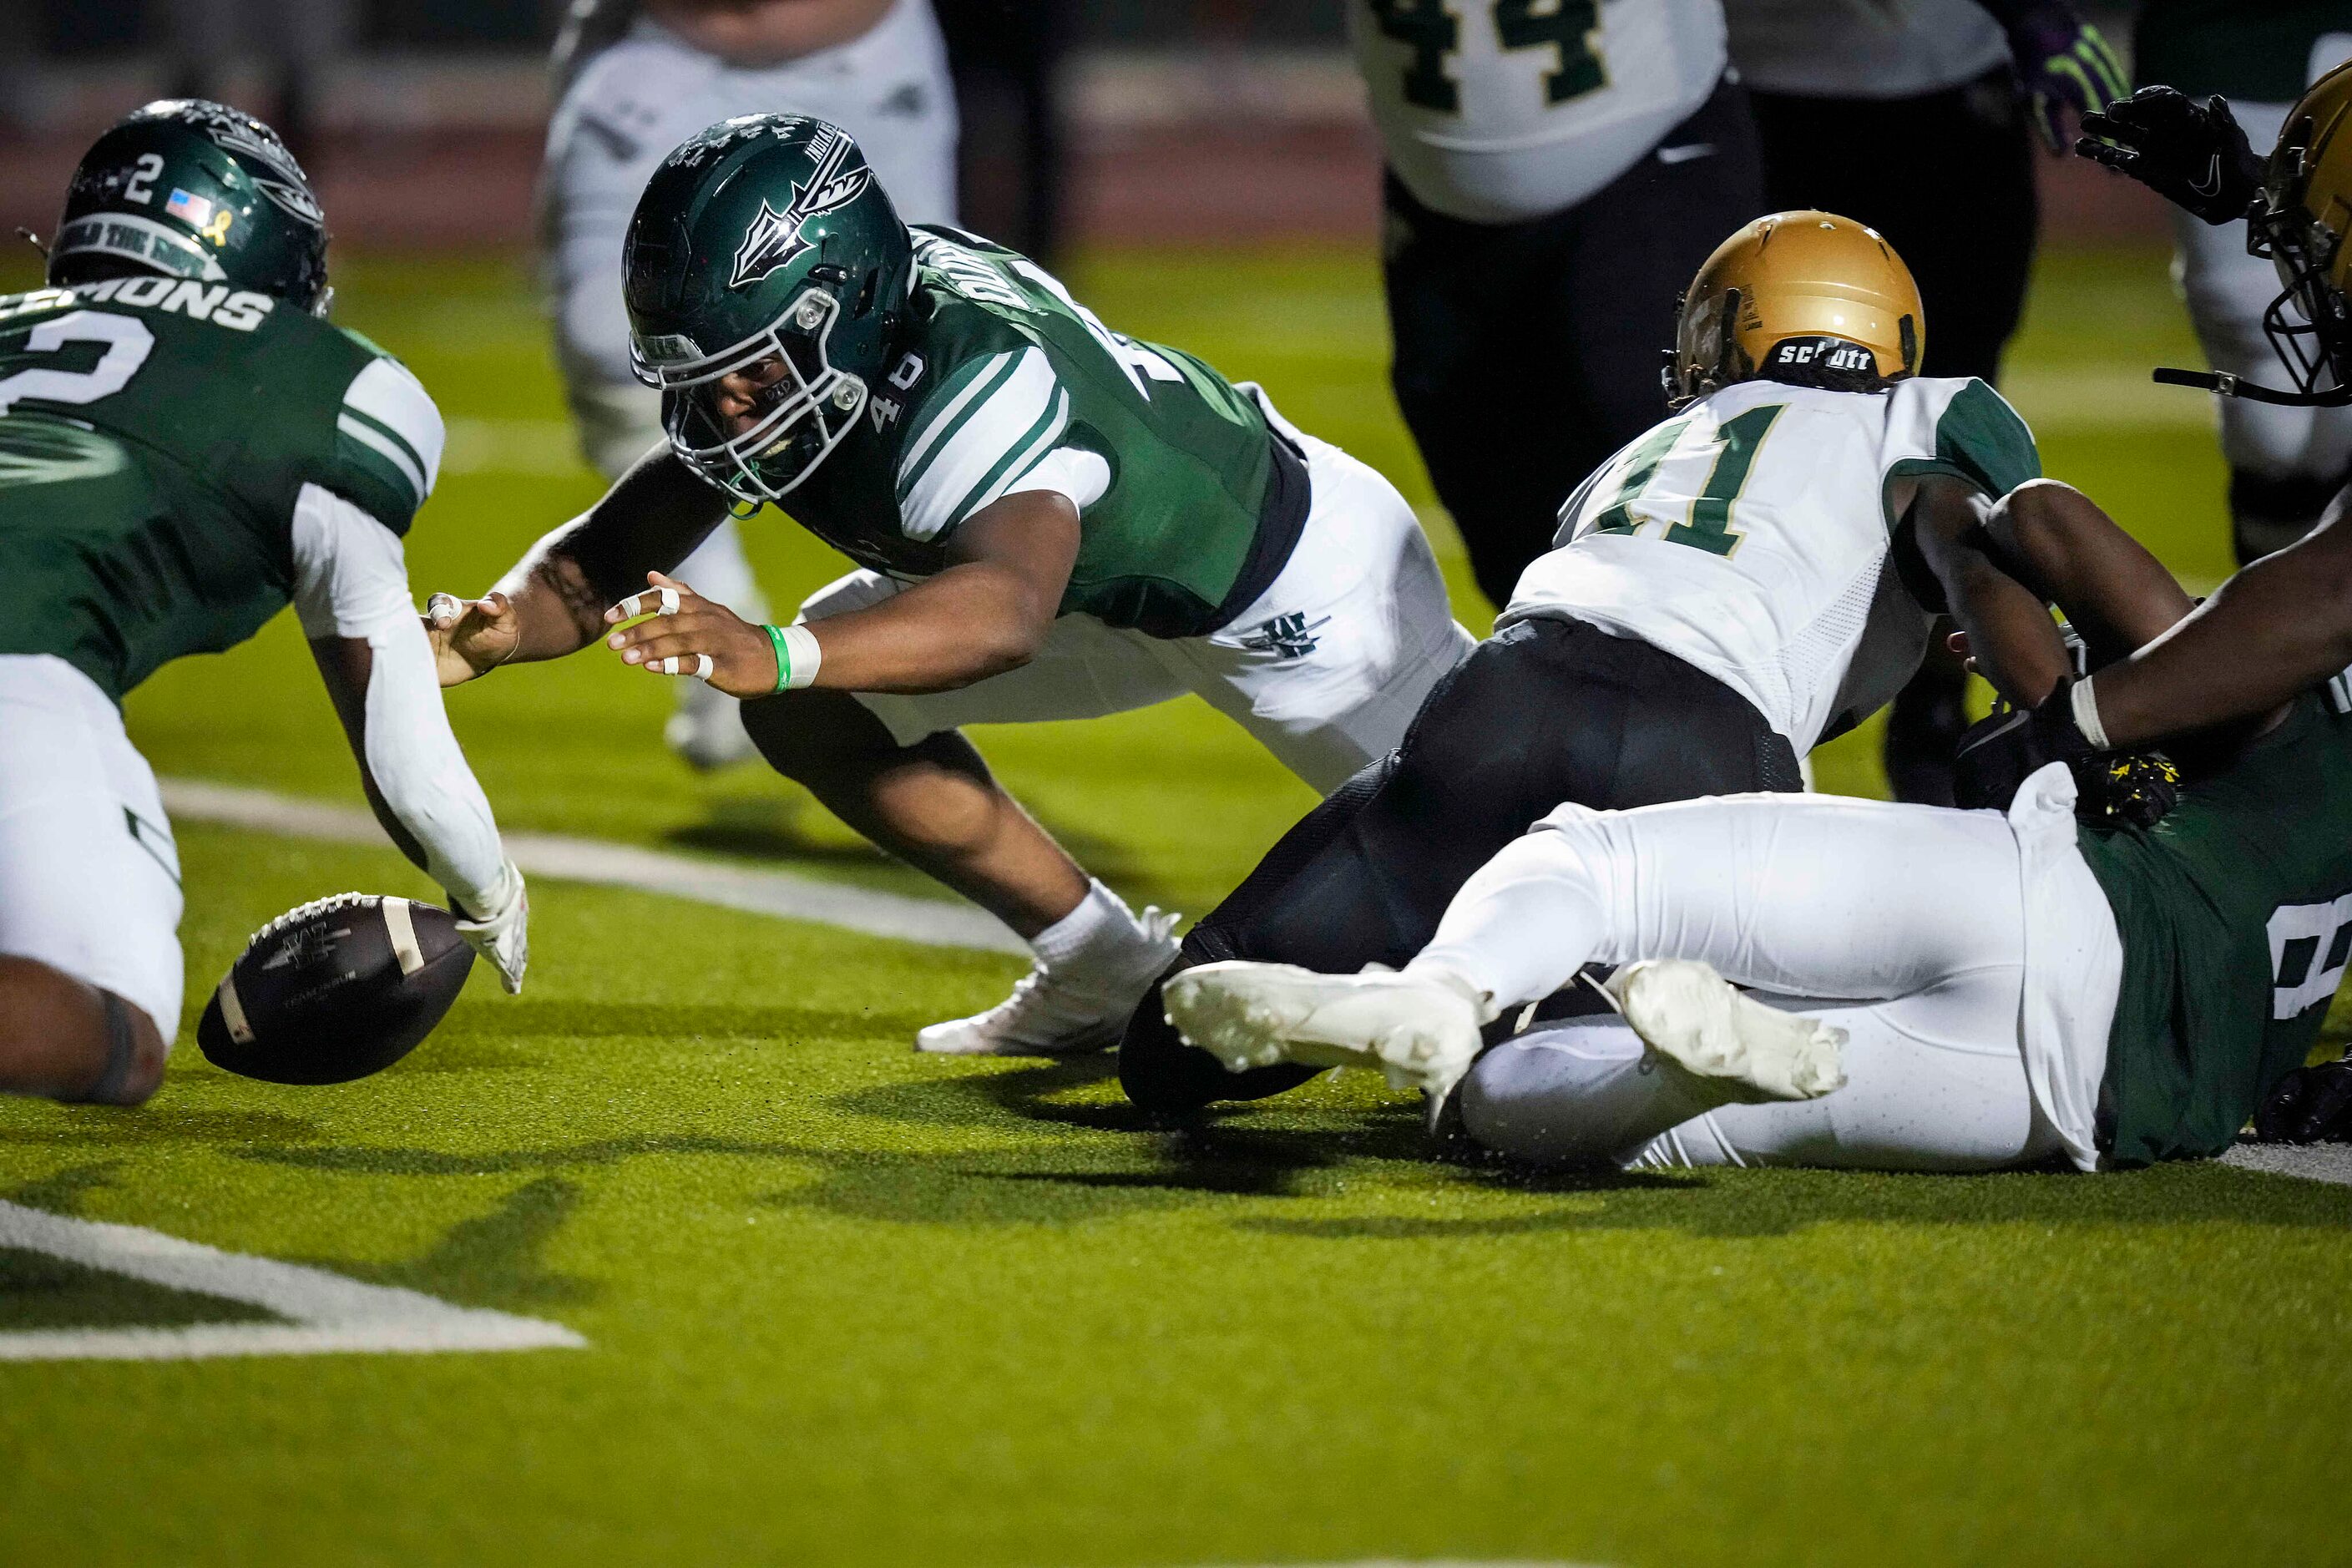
[1502,376,2040,753]
[1349,0,1728,222]
[1726,0,2008,99]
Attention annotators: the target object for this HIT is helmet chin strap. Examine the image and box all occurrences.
[2152,366,2352,407]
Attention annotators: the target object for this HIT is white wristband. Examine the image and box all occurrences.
[2071,676,2111,750]
[779,622,822,690]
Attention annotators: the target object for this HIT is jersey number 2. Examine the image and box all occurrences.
[1368,0,1606,114]
[1590,404,1784,558]
[0,311,155,415]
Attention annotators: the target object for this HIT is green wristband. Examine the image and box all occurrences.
[762,622,791,694]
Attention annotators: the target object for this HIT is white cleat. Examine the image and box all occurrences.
[1604,959,1846,1101]
[916,908,1181,1057]
[1162,960,1484,1097]
[665,685,761,772]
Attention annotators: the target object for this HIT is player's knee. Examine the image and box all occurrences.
[741,688,898,787]
[0,960,168,1105]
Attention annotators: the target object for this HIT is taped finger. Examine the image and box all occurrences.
[425,592,461,624]
[651,654,716,679]
[612,585,683,621]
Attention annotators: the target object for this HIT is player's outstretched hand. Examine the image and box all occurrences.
[603,571,780,698]
[453,859,529,995]
[424,590,522,686]
[2254,1055,2352,1143]
[2077,86,2263,225]
[2000,1,2129,153]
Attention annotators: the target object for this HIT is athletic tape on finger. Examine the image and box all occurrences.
[425,592,461,623]
[694,653,714,680]
[655,586,680,616]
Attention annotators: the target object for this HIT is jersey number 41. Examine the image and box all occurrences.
[1368,0,1606,113]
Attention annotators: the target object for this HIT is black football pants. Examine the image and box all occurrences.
[1118,617,1804,1115]
[1383,76,1764,611]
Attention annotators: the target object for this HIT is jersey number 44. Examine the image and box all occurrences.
[1367,0,1606,112]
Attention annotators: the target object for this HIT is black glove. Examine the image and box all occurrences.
[1953,683,2182,827]
[1981,0,2131,152]
[2078,86,2265,225]
[1954,686,2097,811]
[2254,1056,2352,1143]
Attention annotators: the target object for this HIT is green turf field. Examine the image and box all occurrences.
[3,245,2348,1568]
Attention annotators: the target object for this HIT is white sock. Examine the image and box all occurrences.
[1030,879,1150,971]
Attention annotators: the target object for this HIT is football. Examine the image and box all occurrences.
[195,893,475,1085]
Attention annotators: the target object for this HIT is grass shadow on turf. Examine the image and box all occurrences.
[1290,1159,2352,1240]
[0,1105,321,1150]
[302,1176,595,1309]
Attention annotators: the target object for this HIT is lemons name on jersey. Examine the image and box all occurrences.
[1504,377,2040,754]
[771,227,1303,640]
[1351,0,1729,221]
[0,280,441,701]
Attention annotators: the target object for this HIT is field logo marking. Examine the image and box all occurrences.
[0,1199,585,1363]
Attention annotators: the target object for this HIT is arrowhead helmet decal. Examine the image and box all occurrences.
[728,125,874,291]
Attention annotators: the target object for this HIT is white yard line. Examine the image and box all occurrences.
[159,777,1029,956]
[2218,1141,2352,1187]
[0,1200,583,1362]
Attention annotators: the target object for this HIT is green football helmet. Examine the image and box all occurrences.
[624,114,914,502]
[49,99,331,315]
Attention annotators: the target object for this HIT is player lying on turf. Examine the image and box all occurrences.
[1163,64,2352,1164]
[0,103,529,1106]
[1119,210,2057,1115]
[1165,467,2352,1171]
[426,114,1474,1059]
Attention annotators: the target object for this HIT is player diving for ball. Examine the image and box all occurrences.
[1120,208,2052,1115]
[427,114,1474,1058]
[1164,62,2352,1172]
[0,103,530,1107]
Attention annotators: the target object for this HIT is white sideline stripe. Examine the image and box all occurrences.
[2218,1141,2352,1186]
[0,1200,584,1363]
[158,778,1030,957]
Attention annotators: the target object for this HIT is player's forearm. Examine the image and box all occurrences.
[361,623,512,913]
[1988,481,2194,668]
[2088,522,2352,746]
[805,564,1058,695]
[1942,554,2072,707]
[493,452,733,662]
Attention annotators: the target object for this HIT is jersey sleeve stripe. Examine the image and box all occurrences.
[896,349,1019,486]
[960,387,1073,520]
[336,412,427,511]
[898,347,1065,541]
[341,357,445,497]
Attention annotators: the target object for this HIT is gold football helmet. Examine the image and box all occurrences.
[1666,210,1924,408]
[2249,58,2352,400]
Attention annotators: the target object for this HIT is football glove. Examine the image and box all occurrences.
[1983,0,2130,153]
[2077,87,2265,225]
[1952,682,2181,827]
[2253,1055,2352,1144]
[453,858,529,995]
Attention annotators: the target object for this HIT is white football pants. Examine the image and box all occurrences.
[0,656,183,1042]
[800,426,1476,796]
[1424,792,2114,1171]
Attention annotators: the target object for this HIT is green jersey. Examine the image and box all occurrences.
[2135,1,2348,102]
[0,277,442,701]
[771,226,1308,639]
[2078,695,2352,1166]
